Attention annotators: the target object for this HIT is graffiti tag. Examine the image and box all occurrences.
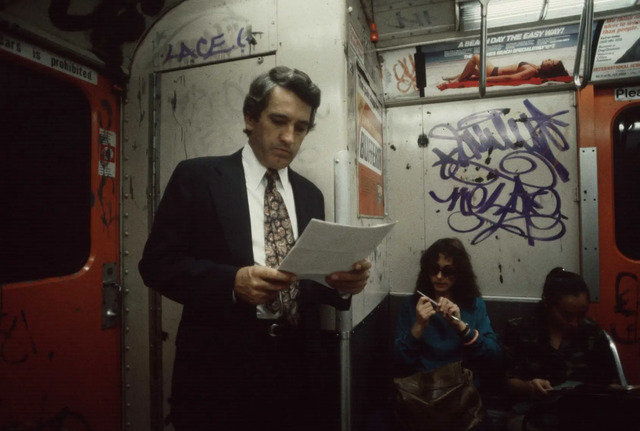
[611,272,639,345]
[1,406,91,431]
[0,286,37,364]
[393,55,417,94]
[428,99,571,246]
[164,27,254,64]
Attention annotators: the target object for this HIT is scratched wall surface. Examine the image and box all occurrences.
[386,91,580,298]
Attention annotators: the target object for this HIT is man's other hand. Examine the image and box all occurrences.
[234,265,296,305]
[325,259,371,295]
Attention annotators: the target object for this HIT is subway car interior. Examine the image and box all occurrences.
[1,0,640,430]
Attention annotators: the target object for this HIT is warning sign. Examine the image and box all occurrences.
[99,129,116,178]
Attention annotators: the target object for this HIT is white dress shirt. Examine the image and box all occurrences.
[242,144,299,319]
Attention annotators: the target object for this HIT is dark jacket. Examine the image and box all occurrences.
[138,149,349,425]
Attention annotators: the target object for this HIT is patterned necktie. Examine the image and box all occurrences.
[264,168,299,324]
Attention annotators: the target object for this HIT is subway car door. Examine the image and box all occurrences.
[579,84,640,384]
[0,37,121,430]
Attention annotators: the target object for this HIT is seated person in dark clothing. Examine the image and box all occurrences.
[502,267,618,431]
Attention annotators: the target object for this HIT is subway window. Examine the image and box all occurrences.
[613,106,640,260]
[0,60,91,284]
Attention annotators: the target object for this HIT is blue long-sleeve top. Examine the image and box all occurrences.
[394,295,503,379]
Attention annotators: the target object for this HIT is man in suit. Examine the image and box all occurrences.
[139,66,370,431]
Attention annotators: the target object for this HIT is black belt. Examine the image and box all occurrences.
[254,319,299,338]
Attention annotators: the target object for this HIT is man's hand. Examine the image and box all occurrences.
[528,378,553,398]
[325,259,371,295]
[507,377,553,399]
[234,265,296,305]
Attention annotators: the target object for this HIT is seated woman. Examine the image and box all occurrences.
[438,54,569,90]
[503,267,618,431]
[394,237,503,389]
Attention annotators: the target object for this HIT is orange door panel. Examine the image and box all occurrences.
[0,41,121,429]
[578,85,640,385]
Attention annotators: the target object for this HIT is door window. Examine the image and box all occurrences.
[0,61,91,284]
[613,106,640,260]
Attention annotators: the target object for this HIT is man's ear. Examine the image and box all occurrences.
[244,114,255,133]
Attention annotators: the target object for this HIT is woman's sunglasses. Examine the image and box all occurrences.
[428,265,457,278]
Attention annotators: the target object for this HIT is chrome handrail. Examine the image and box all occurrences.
[478,0,490,97]
[573,0,594,88]
[602,329,632,389]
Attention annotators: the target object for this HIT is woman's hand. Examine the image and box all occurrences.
[411,297,436,338]
[436,297,465,331]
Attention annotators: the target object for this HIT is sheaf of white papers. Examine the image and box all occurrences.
[278,219,397,287]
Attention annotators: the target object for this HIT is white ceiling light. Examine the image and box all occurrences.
[460,0,638,32]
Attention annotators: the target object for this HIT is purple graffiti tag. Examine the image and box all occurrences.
[195,34,234,59]
[429,149,567,246]
[237,27,246,49]
[517,99,571,181]
[427,99,571,245]
[165,41,197,63]
[164,27,248,64]
[428,99,571,182]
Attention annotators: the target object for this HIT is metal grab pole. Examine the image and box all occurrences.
[334,150,353,431]
[478,0,490,97]
[573,0,594,88]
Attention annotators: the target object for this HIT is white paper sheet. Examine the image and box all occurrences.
[278,219,397,287]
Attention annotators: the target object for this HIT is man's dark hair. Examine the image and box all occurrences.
[542,267,591,306]
[243,66,321,136]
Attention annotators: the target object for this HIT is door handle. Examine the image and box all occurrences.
[102,262,121,329]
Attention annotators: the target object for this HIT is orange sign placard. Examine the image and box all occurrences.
[356,72,384,217]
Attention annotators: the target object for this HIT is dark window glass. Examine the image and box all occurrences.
[613,106,640,260]
[0,60,91,284]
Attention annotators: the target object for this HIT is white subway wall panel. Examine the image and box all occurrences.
[386,93,581,298]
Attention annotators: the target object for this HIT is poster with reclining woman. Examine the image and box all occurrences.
[419,24,579,98]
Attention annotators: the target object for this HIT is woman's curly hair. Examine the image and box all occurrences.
[414,238,480,308]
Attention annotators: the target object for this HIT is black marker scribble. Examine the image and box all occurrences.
[611,272,639,345]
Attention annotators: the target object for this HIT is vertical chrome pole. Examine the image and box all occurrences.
[334,149,353,431]
[478,0,490,97]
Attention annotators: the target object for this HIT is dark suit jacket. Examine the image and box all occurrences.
[138,149,349,413]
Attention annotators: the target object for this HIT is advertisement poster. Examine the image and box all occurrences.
[592,14,640,81]
[419,24,578,97]
[356,71,384,217]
